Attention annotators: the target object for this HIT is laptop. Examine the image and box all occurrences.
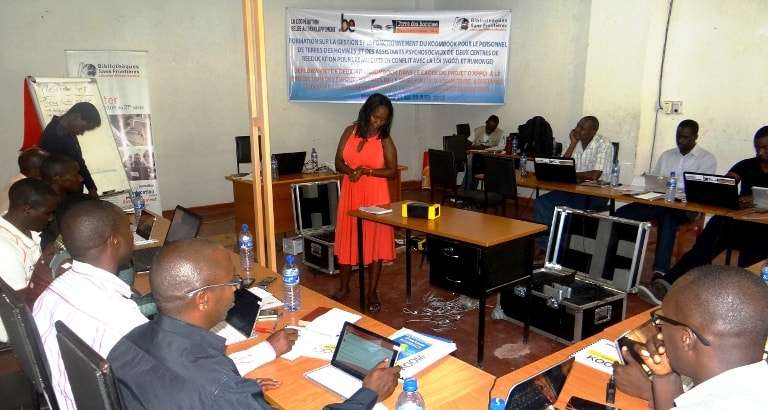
[274,152,307,175]
[642,174,667,193]
[132,212,156,244]
[305,322,399,399]
[225,289,262,337]
[456,123,471,137]
[132,205,202,271]
[683,172,740,209]
[533,157,577,184]
[752,186,768,210]
[505,357,575,410]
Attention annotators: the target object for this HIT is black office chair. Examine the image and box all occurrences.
[428,149,484,207]
[55,321,122,410]
[0,278,58,409]
[442,134,468,173]
[483,156,519,217]
[235,135,251,174]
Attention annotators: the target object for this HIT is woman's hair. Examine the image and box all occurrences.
[355,93,393,139]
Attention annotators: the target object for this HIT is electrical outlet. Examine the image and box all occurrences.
[662,100,683,114]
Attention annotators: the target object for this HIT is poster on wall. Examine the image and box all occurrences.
[287,9,511,104]
[65,50,162,214]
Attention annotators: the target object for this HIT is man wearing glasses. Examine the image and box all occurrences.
[616,265,768,409]
[108,239,400,409]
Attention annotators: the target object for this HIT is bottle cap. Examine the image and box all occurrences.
[403,377,418,392]
[241,224,248,231]
[286,254,295,264]
[489,397,506,409]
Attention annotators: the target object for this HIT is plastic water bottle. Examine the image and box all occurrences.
[238,224,255,286]
[131,191,145,229]
[489,397,506,410]
[610,160,620,187]
[282,255,301,312]
[396,378,425,410]
[310,147,319,172]
[510,136,518,154]
[760,262,768,284]
[519,153,528,177]
[665,172,677,203]
[271,154,279,178]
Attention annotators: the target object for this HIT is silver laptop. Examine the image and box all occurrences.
[753,186,768,210]
[642,174,667,193]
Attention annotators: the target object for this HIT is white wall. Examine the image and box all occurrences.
[0,0,249,208]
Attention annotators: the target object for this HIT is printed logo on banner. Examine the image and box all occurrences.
[454,15,510,32]
[452,17,470,31]
[78,63,97,77]
[392,19,439,34]
[340,13,355,32]
[370,19,393,32]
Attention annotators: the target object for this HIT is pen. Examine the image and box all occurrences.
[606,375,616,406]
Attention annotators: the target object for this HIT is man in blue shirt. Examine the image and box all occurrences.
[108,239,400,409]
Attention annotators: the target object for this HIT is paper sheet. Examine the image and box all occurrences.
[573,338,620,375]
[281,308,361,361]
[248,286,283,310]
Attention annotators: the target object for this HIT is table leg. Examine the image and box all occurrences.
[523,238,534,344]
[478,290,486,367]
[405,228,412,303]
[357,216,365,311]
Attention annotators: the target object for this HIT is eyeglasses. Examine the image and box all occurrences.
[650,308,712,346]
[184,277,243,297]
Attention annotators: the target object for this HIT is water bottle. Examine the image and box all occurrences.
[519,153,528,177]
[760,262,768,284]
[665,172,677,203]
[282,255,301,312]
[610,160,620,187]
[489,397,506,410]
[271,154,279,178]
[131,191,145,230]
[310,147,319,172]
[396,378,425,410]
[510,136,518,154]
[238,224,255,286]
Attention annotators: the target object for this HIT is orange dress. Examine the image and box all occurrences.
[334,128,395,265]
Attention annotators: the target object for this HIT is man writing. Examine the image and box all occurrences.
[617,265,768,408]
[39,102,101,196]
[109,239,400,409]
[0,147,49,214]
[471,115,505,150]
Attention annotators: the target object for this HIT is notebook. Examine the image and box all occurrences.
[305,322,399,399]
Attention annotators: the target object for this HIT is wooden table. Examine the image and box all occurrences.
[227,167,405,235]
[350,202,547,365]
[492,309,654,409]
[224,263,496,409]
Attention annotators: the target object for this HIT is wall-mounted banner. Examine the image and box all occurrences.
[65,50,163,214]
[287,9,511,105]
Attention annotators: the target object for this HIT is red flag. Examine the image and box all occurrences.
[21,78,43,150]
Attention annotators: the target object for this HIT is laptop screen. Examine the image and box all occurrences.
[331,322,399,380]
[135,213,155,240]
[225,288,262,337]
[165,206,201,243]
[505,357,575,409]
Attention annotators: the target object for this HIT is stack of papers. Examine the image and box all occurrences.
[359,206,392,215]
[390,328,457,379]
[248,286,283,309]
[212,322,247,344]
[282,308,361,361]
[573,338,621,374]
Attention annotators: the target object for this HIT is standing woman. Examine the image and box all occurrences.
[332,93,398,313]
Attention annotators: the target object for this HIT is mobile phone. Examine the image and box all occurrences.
[257,308,279,320]
[565,396,612,410]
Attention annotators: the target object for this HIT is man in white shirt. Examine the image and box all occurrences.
[534,116,612,250]
[620,265,768,409]
[471,115,505,149]
[0,147,49,215]
[33,200,147,409]
[616,120,716,302]
[0,178,58,342]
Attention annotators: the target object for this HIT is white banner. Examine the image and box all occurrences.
[65,50,162,214]
[287,9,511,104]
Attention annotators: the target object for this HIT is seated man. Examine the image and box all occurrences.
[619,265,768,409]
[534,116,612,249]
[616,119,716,301]
[33,200,148,409]
[0,178,58,341]
[39,154,88,249]
[0,147,49,214]
[109,239,400,410]
[652,125,768,299]
[472,115,505,150]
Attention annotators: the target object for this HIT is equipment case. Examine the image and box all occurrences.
[291,180,340,274]
[495,207,650,344]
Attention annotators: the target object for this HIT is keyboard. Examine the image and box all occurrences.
[305,365,362,399]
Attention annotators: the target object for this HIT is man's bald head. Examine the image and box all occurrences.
[60,200,125,258]
[667,265,768,346]
[18,148,49,178]
[150,239,232,313]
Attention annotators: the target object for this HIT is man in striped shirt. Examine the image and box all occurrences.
[33,200,147,409]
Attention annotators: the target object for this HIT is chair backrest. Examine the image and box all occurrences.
[428,149,458,193]
[483,156,518,197]
[164,205,203,243]
[442,134,468,163]
[55,321,122,410]
[0,278,59,409]
[235,135,251,173]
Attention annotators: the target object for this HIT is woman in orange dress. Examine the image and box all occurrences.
[332,93,398,313]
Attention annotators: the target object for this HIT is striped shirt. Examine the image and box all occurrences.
[33,260,147,409]
[0,215,41,342]
[572,134,612,182]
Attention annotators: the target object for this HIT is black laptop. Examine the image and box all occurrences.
[505,357,574,409]
[132,205,202,272]
[684,172,740,209]
[226,289,262,337]
[456,123,471,138]
[533,157,577,184]
[274,152,306,175]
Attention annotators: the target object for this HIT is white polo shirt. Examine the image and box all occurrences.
[573,134,612,182]
[0,215,41,342]
[652,145,717,188]
[673,360,768,409]
[33,260,148,410]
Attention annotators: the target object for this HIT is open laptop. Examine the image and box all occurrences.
[684,172,740,209]
[132,212,156,244]
[533,157,577,184]
[132,205,202,271]
[752,186,768,210]
[642,174,667,193]
[225,289,262,337]
[275,152,306,175]
[505,357,575,410]
[305,322,399,399]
